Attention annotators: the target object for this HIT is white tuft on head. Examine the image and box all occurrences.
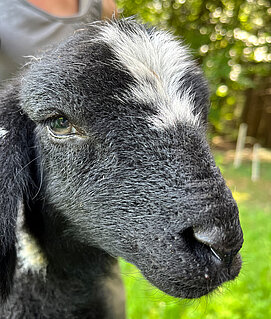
[97,21,200,128]
[0,127,8,138]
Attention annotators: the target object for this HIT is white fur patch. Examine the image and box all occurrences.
[0,127,8,138]
[98,22,199,128]
[16,202,47,275]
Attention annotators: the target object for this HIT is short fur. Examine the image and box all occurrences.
[0,19,243,318]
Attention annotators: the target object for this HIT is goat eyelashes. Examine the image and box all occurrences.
[0,19,243,318]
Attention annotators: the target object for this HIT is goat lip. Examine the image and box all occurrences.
[135,244,242,300]
[152,257,241,299]
[185,254,242,298]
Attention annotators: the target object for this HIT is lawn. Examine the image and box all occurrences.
[119,152,271,319]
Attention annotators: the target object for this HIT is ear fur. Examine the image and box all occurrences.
[0,81,37,301]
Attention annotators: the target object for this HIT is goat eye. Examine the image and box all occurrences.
[49,117,77,136]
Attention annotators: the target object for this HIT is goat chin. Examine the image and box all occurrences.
[0,18,243,318]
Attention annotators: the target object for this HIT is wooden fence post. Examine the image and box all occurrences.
[234,123,248,168]
[251,143,260,182]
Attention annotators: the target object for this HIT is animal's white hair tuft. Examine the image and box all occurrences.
[97,20,200,128]
[16,202,47,275]
[0,128,8,138]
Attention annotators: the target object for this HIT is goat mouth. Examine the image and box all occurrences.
[134,225,242,300]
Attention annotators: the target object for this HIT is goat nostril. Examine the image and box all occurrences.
[209,246,238,266]
[210,247,222,261]
[193,225,220,246]
[193,226,242,267]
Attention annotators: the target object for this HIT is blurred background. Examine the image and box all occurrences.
[115,1,271,318]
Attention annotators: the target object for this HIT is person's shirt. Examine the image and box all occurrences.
[0,0,102,81]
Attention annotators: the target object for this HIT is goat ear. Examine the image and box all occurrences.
[0,82,37,301]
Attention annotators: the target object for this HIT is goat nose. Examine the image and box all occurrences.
[193,225,243,267]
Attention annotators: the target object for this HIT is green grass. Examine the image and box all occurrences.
[119,153,271,319]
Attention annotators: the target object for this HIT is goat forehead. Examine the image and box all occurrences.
[22,21,207,128]
[97,22,201,128]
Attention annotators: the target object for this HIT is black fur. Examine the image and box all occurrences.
[0,19,243,318]
[0,83,37,300]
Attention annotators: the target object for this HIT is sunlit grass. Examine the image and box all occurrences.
[119,154,271,319]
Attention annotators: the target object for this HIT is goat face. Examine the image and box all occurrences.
[17,20,243,299]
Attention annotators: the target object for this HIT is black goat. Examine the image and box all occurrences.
[0,19,243,319]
